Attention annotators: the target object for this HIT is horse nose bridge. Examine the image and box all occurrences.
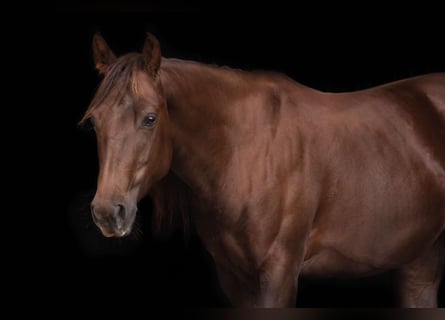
[96,162,125,191]
[96,142,131,180]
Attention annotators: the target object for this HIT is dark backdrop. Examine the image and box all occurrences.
[39,2,444,310]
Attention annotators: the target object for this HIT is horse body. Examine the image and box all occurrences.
[302,75,445,271]
[162,61,445,306]
[83,33,445,307]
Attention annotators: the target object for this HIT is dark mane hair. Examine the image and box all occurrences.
[149,172,192,239]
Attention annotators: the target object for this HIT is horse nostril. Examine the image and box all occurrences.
[117,204,126,221]
[90,204,98,223]
[89,200,132,237]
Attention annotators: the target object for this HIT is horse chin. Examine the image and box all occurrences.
[99,227,132,238]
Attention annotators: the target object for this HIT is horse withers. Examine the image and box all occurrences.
[80,32,445,307]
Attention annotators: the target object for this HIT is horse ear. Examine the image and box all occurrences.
[143,33,161,77]
[92,33,116,75]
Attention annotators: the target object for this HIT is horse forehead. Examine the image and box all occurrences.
[132,70,159,99]
[91,95,133,125]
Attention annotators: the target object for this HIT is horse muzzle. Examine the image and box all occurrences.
[90,199,136,237]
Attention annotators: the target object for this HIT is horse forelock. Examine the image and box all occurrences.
[80,53,148,124]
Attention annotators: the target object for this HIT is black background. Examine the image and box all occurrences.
[33,1,445,311]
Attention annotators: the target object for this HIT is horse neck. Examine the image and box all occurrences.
[159,59,244,196]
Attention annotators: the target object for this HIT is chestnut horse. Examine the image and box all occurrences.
[80,33,445,307]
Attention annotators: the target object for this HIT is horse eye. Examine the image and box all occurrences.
[142,113,157,128]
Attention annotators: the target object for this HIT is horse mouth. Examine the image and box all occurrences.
[99,227,131,238]
[95,221,133,238]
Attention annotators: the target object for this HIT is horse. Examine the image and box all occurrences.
[80,32,445,307]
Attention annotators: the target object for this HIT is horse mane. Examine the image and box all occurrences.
[149,171,192,239]
[80,53,146,124]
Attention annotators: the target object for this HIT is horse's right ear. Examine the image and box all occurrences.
[92,33,116,75]
[143,33,161,77]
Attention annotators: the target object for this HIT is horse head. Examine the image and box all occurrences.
[81,33,172,237]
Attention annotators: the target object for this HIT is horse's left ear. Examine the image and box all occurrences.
[143,33,161,77]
